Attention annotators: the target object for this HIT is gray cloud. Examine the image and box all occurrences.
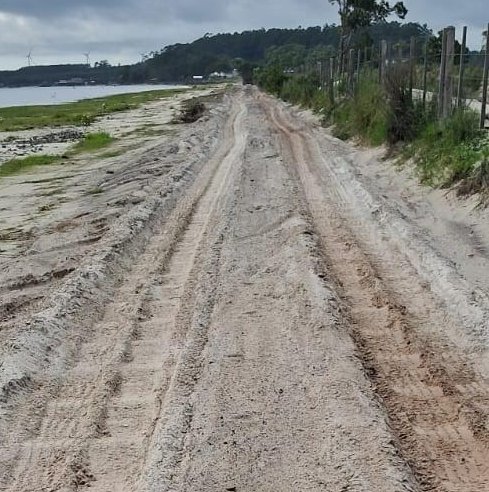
[0,0,486,69]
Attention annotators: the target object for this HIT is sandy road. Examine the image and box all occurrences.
[1,86,489,491]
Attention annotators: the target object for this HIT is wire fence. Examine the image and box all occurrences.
[306,25,489,128]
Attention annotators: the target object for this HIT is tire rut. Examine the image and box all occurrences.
[0,95,247,492]
[262,92,489,492]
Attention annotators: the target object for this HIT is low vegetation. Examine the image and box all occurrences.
[0,154,59,177]
[0,88,187,131]
[0,132,117,178]
[71,132,115,154]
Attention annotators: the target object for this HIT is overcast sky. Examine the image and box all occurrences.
[0,0,486,70]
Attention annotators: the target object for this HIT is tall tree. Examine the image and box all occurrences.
[328,0,408,72]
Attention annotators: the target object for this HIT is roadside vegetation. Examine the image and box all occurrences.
[0,88,187,131]
[251,0,489,199]
[255,65,489,196]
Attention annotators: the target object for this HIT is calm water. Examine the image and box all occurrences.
[0,84,188,108]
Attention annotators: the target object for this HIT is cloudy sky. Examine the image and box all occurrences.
[0,0,486,70]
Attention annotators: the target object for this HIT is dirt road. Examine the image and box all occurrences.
[1,86,489,491]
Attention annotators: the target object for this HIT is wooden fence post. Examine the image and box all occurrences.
[356,49,362,93]
[348,48,355,95]
[481,24,489,129]
[409,37,416,99]
[438,26,455,119]
[329,57,335,106]
[457,26,467,108]
[438,29,448,116]
[423,37,429,108]
[324,59,330,93]
[379,40,388,85]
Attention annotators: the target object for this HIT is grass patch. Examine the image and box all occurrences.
[0,88,188,131]
[71,132,115,154]
[0,154,59,177]
[406,110,488,187]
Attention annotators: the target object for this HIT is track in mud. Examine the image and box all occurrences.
[1,87,489,492]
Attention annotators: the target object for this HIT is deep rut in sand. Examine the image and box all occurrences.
[262,92,489,492]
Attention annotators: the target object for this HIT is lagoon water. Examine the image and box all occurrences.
[0,84,188,108]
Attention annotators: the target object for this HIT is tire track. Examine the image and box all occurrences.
[262,91,489,492]
[0,94,247,492]
[139,91,248,492]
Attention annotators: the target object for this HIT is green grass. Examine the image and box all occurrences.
[0,132,117,178]
[406,110,489,187]
[71,132,115,154]
[0,154,59,177]
[330,77,388,146]
[0,88,188,131]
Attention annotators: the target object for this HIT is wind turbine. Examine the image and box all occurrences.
[83,51,91,67]
[26,49,33,67]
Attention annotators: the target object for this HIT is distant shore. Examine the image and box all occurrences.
[0,84,189,109]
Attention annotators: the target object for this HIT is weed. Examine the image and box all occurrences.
[71,132,115,154]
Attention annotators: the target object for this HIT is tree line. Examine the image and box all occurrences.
[0,21,464,87]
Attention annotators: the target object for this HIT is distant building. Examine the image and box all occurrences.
[191,75,205,85]
[57,77,85,86]
[209,71,237,80]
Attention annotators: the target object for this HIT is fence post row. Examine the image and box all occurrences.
[298,24,489,129]
[480,23,489,129]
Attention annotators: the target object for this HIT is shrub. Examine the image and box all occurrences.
[330,76,388,146]
[385,66,424,143]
